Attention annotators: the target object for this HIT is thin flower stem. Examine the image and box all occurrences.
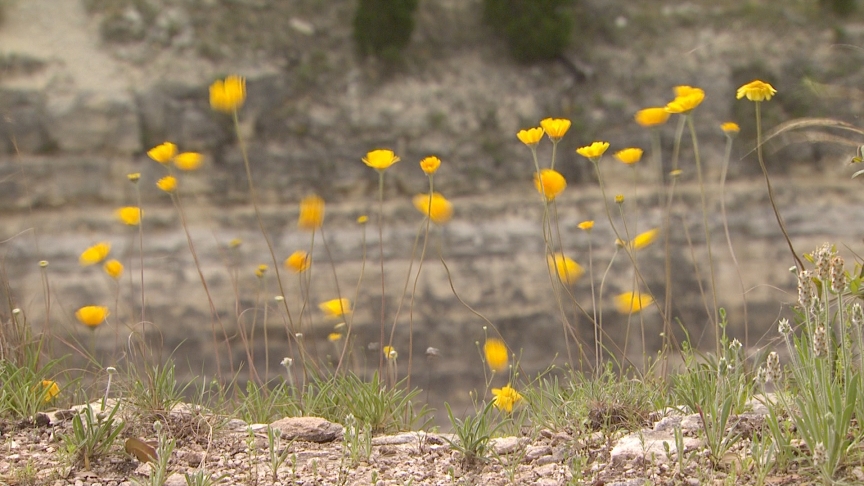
[134,183,145,325]
[719,134,749,350]
[232,110,300,356]
[170,190,231,378]
[754,102,804,270]
[335,222,368,375]
[377,170,386,376]
[687,114,720,356]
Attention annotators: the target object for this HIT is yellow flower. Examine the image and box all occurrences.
[413,192,453,224]
[255,264,268,278]
[484,338,509,372]
[629,228,658,250]
[669,169,683,178]
[147,142,177,164]
[516,127,544,146]
[210,75,246,113]
[357,215,369,224]
[229,238,242,248]
[285,251,310,273]
[320,298,351,318]
[665,86,705,114]
[578,220,594,231]
[75,306,109,327]
[533,169,567,200]
[116,206,142,226]
[174,152,203,171]
[80,242,111,266]
[157,175,177,192]
[634,107,670,127]
[547,253,584,285]
[614,194,624,204]
[736,80,776,102]
[39,380,60,403]
[540,118,571,141]
[576,141,610,160]
[383,345,398,360]
[363,149,400,171]
[127,172,141,182]
[328,332,342,342]
[492,384,522,413]
[419,156,441,175]
[720,122,740,134]
[298,195,325,231]
[103,259,124,280]
[615,292,654,314]
[614,148,643,164]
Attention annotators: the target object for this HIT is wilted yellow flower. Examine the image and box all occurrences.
[578,220,594,231]
[357,215,368,224]
[147,142,177,164]
[210,75,246,113]
[492,384,522,413]
[229,238,242,248]
[413,192,453,224]
[127,172,141,182]
[721,122,740,134]
[484,338,508,372]
[615,194,624,204]
[320,298,351,318]
[533,169,567,200]
[669,169,683,178]
[284,251,310,273]
[615,292,654,314]
[75,306,109,327]
[615,148,643,164]
[80,242,111,266]
[576,141,610,160]
[103,259,124,280]
[419,156,441,175]
[39,380,60,403]
[547,253,584,285]
[157,175,177,192]
[328,332,342,342]
[383,345,398,360]
[736,80,776,102]
[540,118,571,141]
[629,229,658,250]
[255,264,268,278]
[174,152,203,171]
[363,149,400,171]
[634,107,670,127]
[516,127,544,146]
[116,206,142,226]
[665,86,705,114]
[298,195,325,231]
[39,260,49,268]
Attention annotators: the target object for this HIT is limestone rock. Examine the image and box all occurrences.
[269,416,343,443]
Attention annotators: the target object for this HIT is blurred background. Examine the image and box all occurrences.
[2,0,864,418]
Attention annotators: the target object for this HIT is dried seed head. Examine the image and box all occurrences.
[830,255,845,293]
[812,441,827,467]
[778,318,792,335]
[798,270,815,310]
[852,304,864,328]
[814,243,833,283]
[813,324,828,358]
[765,352,781,383]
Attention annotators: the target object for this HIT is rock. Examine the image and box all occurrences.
[610,430,702,465]
[269,417,343,443]
[162,474,187,486]
[490,436,521,455]
[524,444,552,462]
[371,432,419,446]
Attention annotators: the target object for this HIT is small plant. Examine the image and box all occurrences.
[444,401,505,466]
[127,362,190,419]
[483,0,576,63]
[60,400,125,470]
[133,420,177,486]
[184,468,227,486]
[342,413,373,465]
[353,0,419,60]
[266,426,293,482]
